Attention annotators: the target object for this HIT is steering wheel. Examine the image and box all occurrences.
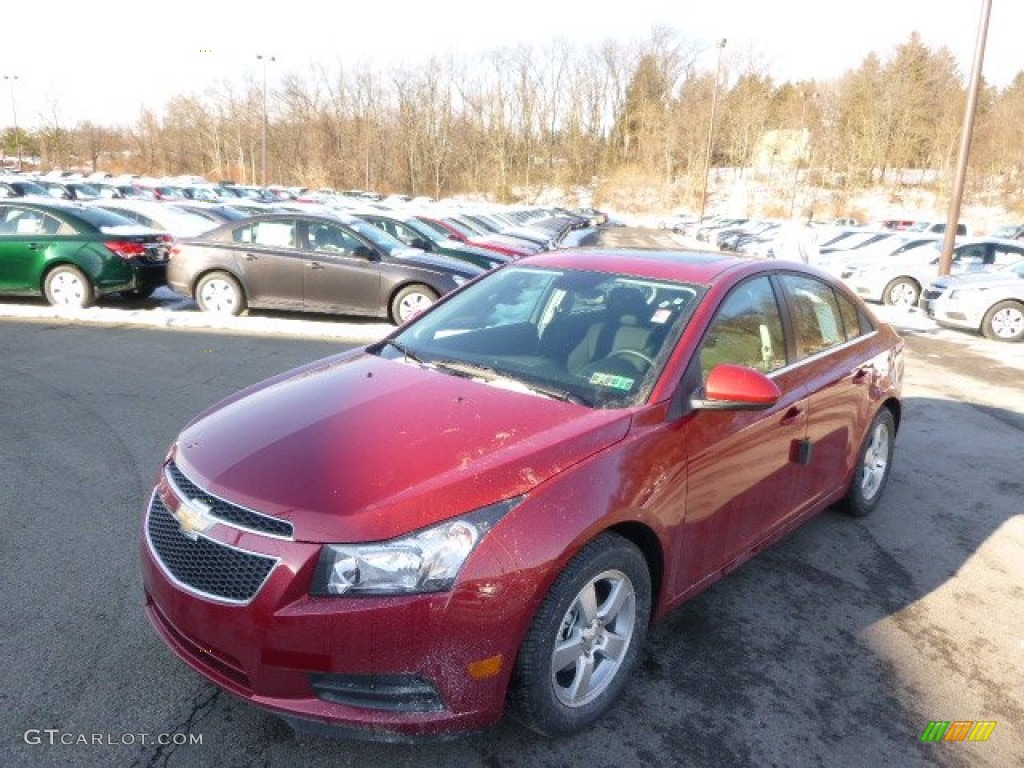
[606,349,655,368]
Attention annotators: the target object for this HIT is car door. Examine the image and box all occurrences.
[0,205,62,292]
[301,220,382,315]
[230,219,304,309]
[677,275,811,588]
[776,273,875,516]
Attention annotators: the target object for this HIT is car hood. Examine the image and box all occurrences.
[388,247,483,276]
[930,271,1023,291]
[173,352,631,542]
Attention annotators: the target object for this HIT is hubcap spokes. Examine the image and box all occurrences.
[551,570,636,708]
[860,422,890,499]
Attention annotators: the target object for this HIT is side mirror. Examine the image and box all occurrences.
[410,237,433,251]
[692,364,780,411]
[353,244,377,260]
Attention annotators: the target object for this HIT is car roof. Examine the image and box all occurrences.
[520,247,760,286]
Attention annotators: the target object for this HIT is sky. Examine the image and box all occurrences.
[1,1,1021,130]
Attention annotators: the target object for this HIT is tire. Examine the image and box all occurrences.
[44,265,95,308]
[509,533,651,737]
[838,408,896,518]
[882,277,920,307]
[390,284,438,325]
[195,272,246,316]
[981,300,1024,342]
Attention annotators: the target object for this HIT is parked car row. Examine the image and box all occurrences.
[686,216,1024,343]
[0,194,596,324]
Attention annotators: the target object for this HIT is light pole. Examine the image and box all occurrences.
[256,54,275,187]
[698,39,726,223]
[3,74,20,171]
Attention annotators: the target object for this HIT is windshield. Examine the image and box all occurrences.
[340,216,412,255]
[377,265,702,409]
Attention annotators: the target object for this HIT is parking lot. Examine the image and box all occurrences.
[1,238,1021,768]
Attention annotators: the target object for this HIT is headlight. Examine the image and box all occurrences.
[947,289,960,300]
[310,498,519,596]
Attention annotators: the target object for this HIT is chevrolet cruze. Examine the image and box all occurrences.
[140,248,904,739]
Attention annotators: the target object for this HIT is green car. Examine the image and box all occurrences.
[0,199,172,307]
[354,211,511,270]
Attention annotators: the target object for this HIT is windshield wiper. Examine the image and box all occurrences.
[431,360,589,405]
[379,339,425,364]
[429,359,499,380]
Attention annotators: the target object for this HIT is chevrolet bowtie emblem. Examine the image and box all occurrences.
[172,498,215,541]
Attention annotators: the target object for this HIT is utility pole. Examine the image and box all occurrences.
[3,74,20,171]
[698,39,726,223]
[257,54,275,188]
[938,0,991,276]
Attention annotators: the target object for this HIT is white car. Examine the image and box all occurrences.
[920,260,1024,342]
[813,234,941,278]
[89,199,225,238]
[839,238,1024,307]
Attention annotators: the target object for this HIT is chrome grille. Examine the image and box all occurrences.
[147,494,277,604]
[166,461,293,539]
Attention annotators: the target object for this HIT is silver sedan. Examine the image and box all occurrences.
[920,260,1024,342]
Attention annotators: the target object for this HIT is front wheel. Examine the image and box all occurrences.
[981,300,1024,342]
[390,284,438,325]
[882,277,920,307]
[838,408,896,518]
[509,533,651,737]
[195,272,246,315]
[44,265,94,308]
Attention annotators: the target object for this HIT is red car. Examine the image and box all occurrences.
[140,248,904,739]
[413,214,541,258]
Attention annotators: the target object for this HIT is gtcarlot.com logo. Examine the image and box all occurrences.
[24,729,203,746]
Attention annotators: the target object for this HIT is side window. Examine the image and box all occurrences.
[699,276,786,379]
[234,221,297,248]
[307,222,363,255]
[780,274,846,358]
[953,244,986,266]
[992,245,1024,266]
[834,289,868,340]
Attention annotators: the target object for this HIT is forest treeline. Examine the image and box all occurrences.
[4,28,1023,212]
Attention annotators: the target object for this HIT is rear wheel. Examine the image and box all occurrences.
[981,300,1024,342]
[44,265,94,308]
[838,408,895,518]
[196,272,246,315]
[390,284,438,324]
[882,277,920,307]
[510,533,651,736]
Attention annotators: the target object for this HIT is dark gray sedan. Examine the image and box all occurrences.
[167,212,482,324]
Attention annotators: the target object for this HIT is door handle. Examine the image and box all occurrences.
[244,253,258,261]
[28,243,41,250]
[852,367,871,383]
[309,262,324,270]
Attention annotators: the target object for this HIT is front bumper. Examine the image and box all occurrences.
[139,476,529,739]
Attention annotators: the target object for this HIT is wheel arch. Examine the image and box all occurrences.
[604,521,664,617]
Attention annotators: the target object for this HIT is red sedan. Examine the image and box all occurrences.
[140,248,903,739]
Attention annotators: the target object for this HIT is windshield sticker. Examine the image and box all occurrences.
[589,372,634,390]
[651,308,672,324]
